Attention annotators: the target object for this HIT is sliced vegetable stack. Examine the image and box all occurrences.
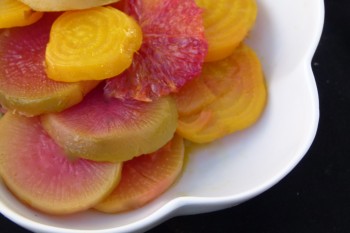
[0,0,266,215]
[175,44,266,143]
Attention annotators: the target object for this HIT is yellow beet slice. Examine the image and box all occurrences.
[195,0,257,62]
[0,0,43,29]
[173,74,217,116]
[95,134,184,213]
[176,44,267,143]
[18,0,121,11]
[46,6,142,82]
[173,47,243,116]
[177,111,228,143]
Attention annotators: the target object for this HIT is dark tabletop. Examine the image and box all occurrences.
[1,0,349,232]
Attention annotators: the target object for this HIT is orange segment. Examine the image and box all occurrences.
[95,134,184,213]
[104,0,207,101]
[45,6,142,82]
[0,0,43,29]
[196,0,257,61]
[176,44,267,143]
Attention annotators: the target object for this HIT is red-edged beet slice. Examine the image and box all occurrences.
[94,134,184,213]
[0,112,121,215]
[41,85,178,162]
[0,13,99,116]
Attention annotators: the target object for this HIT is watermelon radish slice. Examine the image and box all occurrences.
[0,113,121,215]
[18,0,121,11]
[0,104,5,116]
[0,13,99,116]
[41,85,178,162]
[105,0,208,101]
[95,134,184,213]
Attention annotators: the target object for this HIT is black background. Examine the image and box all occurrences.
[1,0,350,232]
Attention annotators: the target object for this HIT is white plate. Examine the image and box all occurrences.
[0,0,324,232]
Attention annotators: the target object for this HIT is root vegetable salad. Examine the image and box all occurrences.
[0,0,266,215]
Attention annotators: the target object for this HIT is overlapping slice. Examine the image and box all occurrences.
[175,44,267,143]
[0,112,121,214]
[95,134,184,213]
[105,0,208,101]
[46,7,142,82]
[173,74,216,116]
[109,0,125,10]
[0,0,43,28]
[41,85,178,162]
[195,0,257,61]
[18,0,121,11]
[0,14,99,116]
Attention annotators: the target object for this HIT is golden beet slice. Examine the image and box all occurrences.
[0,113,121,215]
[45,7,142,82]
[196,0,257,61]
[177,110,227,143]
[0,14,99,116]
[173,48,245,116]
[173,74,216,116]
[173,41,248,116]
[95,134,184,213]
[0,0,43,29]
[176,44,267,143]
[18,0,121,11]
[41,86,178,162]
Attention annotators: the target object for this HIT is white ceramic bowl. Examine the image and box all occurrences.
[0,0,324,232]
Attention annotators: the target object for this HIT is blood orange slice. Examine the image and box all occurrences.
[0,113,121,214]
[95,134,184,213]
[105,0,208,101]
[0,14,99,116]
